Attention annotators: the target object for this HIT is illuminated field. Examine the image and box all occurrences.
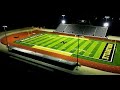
[14,33,120,66]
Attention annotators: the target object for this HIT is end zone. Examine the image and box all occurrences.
[100,43,116,62]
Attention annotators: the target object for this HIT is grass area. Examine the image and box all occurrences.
[14,33,120,66]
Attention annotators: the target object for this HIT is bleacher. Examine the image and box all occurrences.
[94,27,108,37]
[56,24,108,37]
[83,26,96,36]
[56,24,68,32]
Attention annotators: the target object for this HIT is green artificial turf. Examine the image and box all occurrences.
[14,33,120,66]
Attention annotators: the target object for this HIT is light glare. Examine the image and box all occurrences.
[103,22,109,27]
[61,20,66,24]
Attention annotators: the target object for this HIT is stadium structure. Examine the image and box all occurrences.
[0,24,120,75]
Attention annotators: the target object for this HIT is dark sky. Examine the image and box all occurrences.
[0,4,120,36]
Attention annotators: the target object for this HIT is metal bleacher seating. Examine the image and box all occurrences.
[94,27,108,37]
[56,24,108,37]
[56,24,68,32]
[83,26,96,36]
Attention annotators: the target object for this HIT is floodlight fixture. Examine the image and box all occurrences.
[61,19,66,24]
[105,16,110,19]
[103,22,109,27]
[62,15,65,17]
[62,15,65,19]
[2,25,7,28]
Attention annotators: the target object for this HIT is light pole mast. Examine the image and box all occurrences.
[61,15,66,24]
[103,16,110,27]
[77,34,79,66]
[62,15,65,19]
[2,25,9,48]
[105,16,110,21]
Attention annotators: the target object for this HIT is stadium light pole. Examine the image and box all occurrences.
[61,15,66,24]
[76,34,79,66]
[2,25,9,48]
[103,16,110,27]
[105,16,110,21]
[62,15,65,19]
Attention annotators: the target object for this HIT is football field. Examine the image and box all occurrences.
[14,33,120,66]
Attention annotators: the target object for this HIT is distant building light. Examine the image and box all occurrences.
[81,20,85,22]
[103,22,109,27]
[95,17,97,20]
[79,20,87,23]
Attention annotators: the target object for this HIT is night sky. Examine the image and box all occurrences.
[0,4,120,36]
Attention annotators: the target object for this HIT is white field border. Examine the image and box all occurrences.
[110,43,117,62]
